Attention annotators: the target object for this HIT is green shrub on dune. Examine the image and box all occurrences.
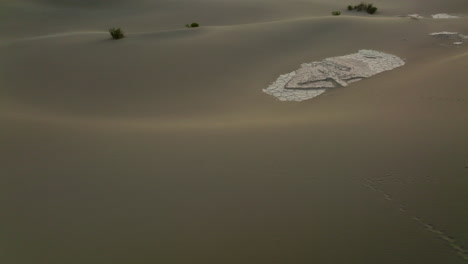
[332,11,341,16]
[347,2,378,14]
[109,28,124,39]
[185,23,200,28]
[367,6,378,14]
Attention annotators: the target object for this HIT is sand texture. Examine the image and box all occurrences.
[1,0,468,264]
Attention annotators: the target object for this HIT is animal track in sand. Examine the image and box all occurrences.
[359,177,468,261]
[420,96,466,103]
[370,174,438,185]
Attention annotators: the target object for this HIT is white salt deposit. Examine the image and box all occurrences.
[408,14,424,19]
[430,32,460,36]
[431,13,459,19]
[263,50,405,102]
[430,32,468,45]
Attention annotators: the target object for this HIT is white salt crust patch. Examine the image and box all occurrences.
[431,13,459,19]
[407,14,424,19]
[263,50,405,102]
[430,32,468,45]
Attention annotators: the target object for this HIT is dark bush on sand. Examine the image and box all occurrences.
[109,28,124,39]
[185,23,200,28]
[332,11,341,16]
[348,2,378,14]
[367,6,378,14]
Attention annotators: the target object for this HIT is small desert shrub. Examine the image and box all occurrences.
[367,6,378,14]
[347,2,378,14]
[186,22,200,28]
[356,3,365,11]
[332,11,341,16]
[109,28,124,39]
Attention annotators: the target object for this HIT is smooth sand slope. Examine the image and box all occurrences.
[1,1,468,264]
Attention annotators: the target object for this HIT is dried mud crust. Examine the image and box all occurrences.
[430,32,468,45]
[263,50,405,102]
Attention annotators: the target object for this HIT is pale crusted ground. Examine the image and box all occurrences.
[432,13,460,19]
[263,50,405,101]
[430,31,468,45]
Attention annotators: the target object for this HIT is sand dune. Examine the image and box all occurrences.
[1,0,467,263]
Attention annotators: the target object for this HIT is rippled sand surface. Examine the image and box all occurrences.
[1,0,468,263]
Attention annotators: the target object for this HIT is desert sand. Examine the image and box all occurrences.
[1,0,468,263]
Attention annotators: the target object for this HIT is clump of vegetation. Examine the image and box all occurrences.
[109,28,124,39]
[332,11,341,16]
[348,2,378,14]
[185,23,200,28]
[367,5,378,14]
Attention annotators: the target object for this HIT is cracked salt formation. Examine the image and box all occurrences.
[263,71,327,102]
[263,50,405,102]
[431,13,459,19]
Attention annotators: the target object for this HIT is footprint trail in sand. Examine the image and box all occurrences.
[359,177,468,261]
